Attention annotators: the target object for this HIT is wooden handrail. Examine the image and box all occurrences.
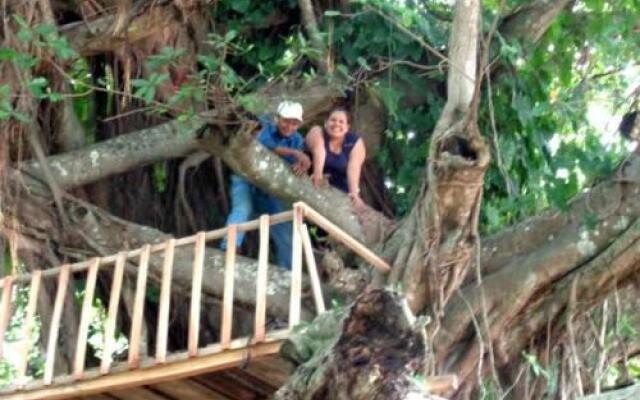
[0,202,393,393]
[0,211,294,285]
[295,202,391,272]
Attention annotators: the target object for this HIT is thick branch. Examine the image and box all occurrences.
[22,117,203,189]
[501,0,575,44]
[581,384,640,400]
[60,5,180,56]
[444,0,480,112]
[21,79,339,189]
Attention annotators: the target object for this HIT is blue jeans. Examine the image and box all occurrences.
[220,175,292,269]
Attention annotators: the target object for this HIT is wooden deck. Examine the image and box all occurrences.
[0,203,390,399]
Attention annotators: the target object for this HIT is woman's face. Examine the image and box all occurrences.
[324,111,350,139]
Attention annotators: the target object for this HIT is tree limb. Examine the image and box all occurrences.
[500,0,575,43]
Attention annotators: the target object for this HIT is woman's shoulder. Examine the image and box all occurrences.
[345,132,361,145]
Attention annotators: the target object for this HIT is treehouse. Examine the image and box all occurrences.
[0,203,392,399]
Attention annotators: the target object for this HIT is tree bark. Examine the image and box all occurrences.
[275,289,435,400]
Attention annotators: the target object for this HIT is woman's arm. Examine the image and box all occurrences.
[347,138,366,208]
[305,126,326,186]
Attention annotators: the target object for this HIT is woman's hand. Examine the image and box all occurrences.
[311,173,324,187]
[348,191,365,210]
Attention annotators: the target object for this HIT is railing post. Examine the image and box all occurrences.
[101,252,126,375]
[254,215,270,342]
[44,264,70,385]
[128,245,150,369]
[188,232,206,357]
[74,258,100,379]
[300,223,326,314]
[17,270,41,385]
[289,205,303,329]
[156,239,175,363]
[0,277,14,361]
[220,225,237,349]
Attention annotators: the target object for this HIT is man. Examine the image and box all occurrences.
[220,101,310,269]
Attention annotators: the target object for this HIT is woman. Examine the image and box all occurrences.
[305,107,366,209]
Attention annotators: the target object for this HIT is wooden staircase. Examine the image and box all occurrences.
[0,202,390,399]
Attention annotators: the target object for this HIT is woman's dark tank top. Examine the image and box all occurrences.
[323,131,360,192]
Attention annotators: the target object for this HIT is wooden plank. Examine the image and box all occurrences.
[109,386,173,400]
[44,264,70,385]
[289,206,303,329]
[152,379,230,400]
[205,368,276,397]
[74,258,100,379]
[188,232,206,357]
[128,245,151,369]
[0,340,284,400]
[16,270,42,384]
[220,225,237,349]
[300,223,326,314]
[156,239,175,364]
[101,252,126,375]
[0,277,14,360]
[192,373,257,400]
[254,216,270,342]
[296,202,391,272]
[244,356,295,387]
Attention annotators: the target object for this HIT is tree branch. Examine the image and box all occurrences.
[500,0,575,43]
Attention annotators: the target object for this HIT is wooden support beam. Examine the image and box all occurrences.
[101,252,126,375]
[300,223,326,314]
[44,265,70,385]
[0,277,14,360]
[17,270,42,385]
[254,216,270,342]
[128,245,151,369]
[0,339,285,400]
[220,226,237,349]
[296,202,391,272]
[289,206,303,329]
[74,258,100,380]
[156,239,175,363]
[188,232,206,357]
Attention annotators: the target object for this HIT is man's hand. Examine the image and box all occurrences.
[292,152,311,176]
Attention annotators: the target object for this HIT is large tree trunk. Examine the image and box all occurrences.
[5,0,635,398]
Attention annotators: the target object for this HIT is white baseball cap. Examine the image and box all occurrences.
[277,101,303,122]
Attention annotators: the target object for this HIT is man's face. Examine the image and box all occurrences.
[277,117,302,137]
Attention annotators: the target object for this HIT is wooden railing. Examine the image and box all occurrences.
[0,202,390,396]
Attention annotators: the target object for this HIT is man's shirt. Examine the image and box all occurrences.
[257,117,304,165]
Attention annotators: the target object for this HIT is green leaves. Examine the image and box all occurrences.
[146,47,187,70]
[132,73,169,103]
[11,17,78,60]
[522,352,550,379]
